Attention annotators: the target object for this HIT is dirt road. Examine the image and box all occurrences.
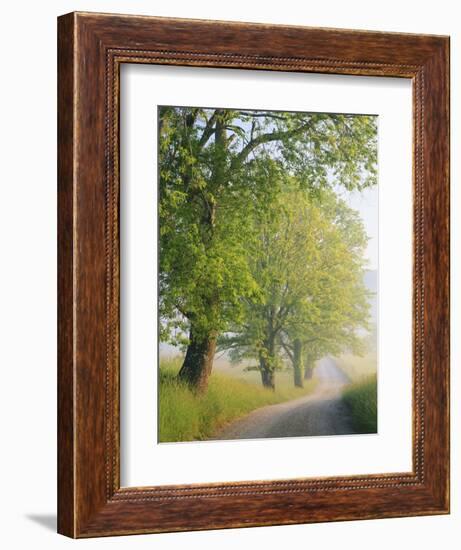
[215,357,355,440]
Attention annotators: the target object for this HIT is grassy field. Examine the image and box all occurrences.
[342,374,377,433]
[158,357,317,442]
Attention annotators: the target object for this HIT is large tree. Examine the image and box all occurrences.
[159,107,377,392]
[222,186,370,389]
[281,190,371,387]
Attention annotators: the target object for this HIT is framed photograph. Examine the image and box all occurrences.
[58,12,450,537]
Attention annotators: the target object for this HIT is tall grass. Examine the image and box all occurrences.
[158,357,317,442]
[342,374,377,433]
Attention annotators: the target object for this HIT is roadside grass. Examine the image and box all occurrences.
[158,357,317,442]
[342,374,377,434]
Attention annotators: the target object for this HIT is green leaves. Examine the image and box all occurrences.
[223,179,371,375]
[158,106,377,376]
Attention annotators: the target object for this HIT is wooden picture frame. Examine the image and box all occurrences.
[57,12,450,538]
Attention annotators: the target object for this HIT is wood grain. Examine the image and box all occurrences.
[57,12,75,538]
[57,12,450,538]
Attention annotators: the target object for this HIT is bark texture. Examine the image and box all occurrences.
[178,328,217,393]
[293,338,304,388]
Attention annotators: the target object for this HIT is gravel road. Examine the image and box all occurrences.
[215,357,355,440]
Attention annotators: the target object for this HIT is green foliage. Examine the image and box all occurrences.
[158,357,317,442]
[290,189,371,352]
[342,374,378,433]
[159,107,377,358]
[221,182,371,384]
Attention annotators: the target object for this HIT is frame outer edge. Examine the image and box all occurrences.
[57,12,77,538]
[423,37,450,512]
[57,11,450,537]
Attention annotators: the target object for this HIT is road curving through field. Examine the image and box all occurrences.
[215,357,355,440]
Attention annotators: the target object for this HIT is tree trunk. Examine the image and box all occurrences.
[304,358,314,380]
[293,338,304,388]
[178,327,217,393]
[259,360,276,390]
[178,115,225,393]
[178,114,228,393]
[258,332,277,390]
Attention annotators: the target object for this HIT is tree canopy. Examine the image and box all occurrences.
[158,106,377,391]
[220,182,370,388]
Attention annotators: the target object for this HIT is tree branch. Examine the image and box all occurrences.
[231,121,312,168]
[237,111,290,121]
[280,340,294,362]
[198,110,218,149]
